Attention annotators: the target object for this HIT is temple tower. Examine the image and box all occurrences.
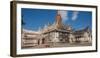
[56,11,63,29]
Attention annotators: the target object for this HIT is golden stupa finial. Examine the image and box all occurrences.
[56,10,63,29]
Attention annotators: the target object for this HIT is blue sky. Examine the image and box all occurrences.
[21,8,92,31]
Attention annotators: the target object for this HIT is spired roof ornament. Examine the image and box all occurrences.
[55,11,63,29]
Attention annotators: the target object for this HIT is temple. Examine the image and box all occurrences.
[21,11,92,48]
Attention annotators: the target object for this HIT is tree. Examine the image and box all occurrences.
[22,15,25,25]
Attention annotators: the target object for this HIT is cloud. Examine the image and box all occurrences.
[58,10,68,22]
[72,11,79,21]
[57,11,79,22]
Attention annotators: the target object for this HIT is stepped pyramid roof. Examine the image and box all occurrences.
[42,11,72,34]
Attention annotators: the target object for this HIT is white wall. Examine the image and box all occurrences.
[0,0,100,58]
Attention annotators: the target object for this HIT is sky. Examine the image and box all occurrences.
[21,8,92,31]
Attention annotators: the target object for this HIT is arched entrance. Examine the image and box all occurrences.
[42,38,45,44]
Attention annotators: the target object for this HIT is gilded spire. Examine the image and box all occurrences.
[56,10,63,29]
